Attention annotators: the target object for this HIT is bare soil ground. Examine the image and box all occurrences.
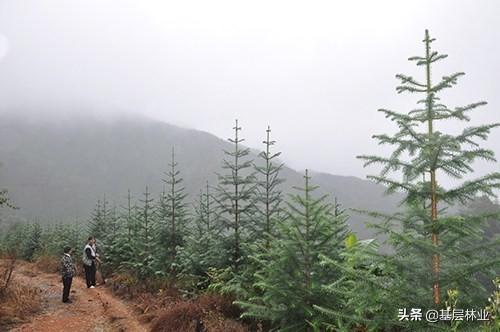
[5,261,148,332]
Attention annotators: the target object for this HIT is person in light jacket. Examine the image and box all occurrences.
[82,236,100,288]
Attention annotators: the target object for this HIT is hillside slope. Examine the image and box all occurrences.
[0,115,402,239]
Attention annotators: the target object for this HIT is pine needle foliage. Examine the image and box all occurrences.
[105,190,138,274]
[1,222,84,258]
[253,125,285,247]
[88,195,119,277]
[357,29,500,310]
[157,148,189,276]
[130,186,160,280]
[215,119,257,271]
[238,170,350,332]
[88,196,113,242]
[220,126,286,301]
[178,182,223,289]
[315,235,402,332]
[21,222,42,262]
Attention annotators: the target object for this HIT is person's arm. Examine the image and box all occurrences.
[71,257,77,275]
[60,257,65,276]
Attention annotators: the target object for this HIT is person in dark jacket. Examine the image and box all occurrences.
[60,245,76,303]
[83,236,98,288]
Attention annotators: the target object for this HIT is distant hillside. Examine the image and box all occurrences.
[0,114,402,239]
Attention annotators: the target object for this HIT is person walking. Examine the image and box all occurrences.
[60,245,76,303]
[83,236,98,288]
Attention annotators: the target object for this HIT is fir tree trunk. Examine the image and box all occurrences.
[234,120,240,271]
[170,148,176,263]
[127,189,132,243]
[265,127,271,249]
[254,125,284,248]
[358,28,500,320]
[425,29,441,305]
[144,187,150,260]
[215,119,255,271]
[304,170,312,332]
[205,182,211,239]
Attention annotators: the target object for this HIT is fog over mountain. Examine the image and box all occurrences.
[0,0,499,187]
[0,114,402,240]
[0,1,499,239]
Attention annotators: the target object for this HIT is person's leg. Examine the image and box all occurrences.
[62,276,70,302]
[67,276,73,299]
[84,265,92,288]
[90,263,97,286]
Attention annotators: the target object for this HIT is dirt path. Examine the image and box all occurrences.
[8,262,148,332]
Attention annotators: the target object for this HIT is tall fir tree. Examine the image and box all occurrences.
[197,182,218,247]
[88,195,112,242]
[357,29,500,309]
[125,189,135,242]
[105,190,137,274]
[157,148,189,276]
[220,126,285,300]
[215,119,257,271]
[253,126,285,247]
[131,186,159,279]
[88,194,117,278]
[238,170,350,332]
[88,199,103,237]
[179,182,222,287]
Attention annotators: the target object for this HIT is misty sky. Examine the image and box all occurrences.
[0,0,499,187]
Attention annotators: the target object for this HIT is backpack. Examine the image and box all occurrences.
[82,244,94,267]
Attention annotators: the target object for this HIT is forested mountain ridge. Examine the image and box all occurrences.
[1,25,499,332]
[0,114,401,238]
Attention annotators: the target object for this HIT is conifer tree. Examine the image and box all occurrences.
[222,126,285,300]
[99,203,121,278]
[30,222,84,257]
[0,189,8,207]
[22,222,43,261]
[88,195,117,278]
[179,182,222,286]
[106,190,137,273]
[197,182,217,247]
[125,189,135,242]
[1,223,27,255]
[215,120,256,271]
[0,189,16,210]
[238,170,350,332]
[131,186,159,279]
[253,126,284,247]
[358,29,500,307]
[88,196,112,241]
[3,221,43,261]
[315,234,399,331]
[65,221,85,255]
[1,221,84,258]
[157,148,189,276]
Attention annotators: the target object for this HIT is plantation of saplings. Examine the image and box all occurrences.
[1,31,499,332]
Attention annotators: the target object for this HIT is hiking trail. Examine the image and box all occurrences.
[7,261,148,332]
